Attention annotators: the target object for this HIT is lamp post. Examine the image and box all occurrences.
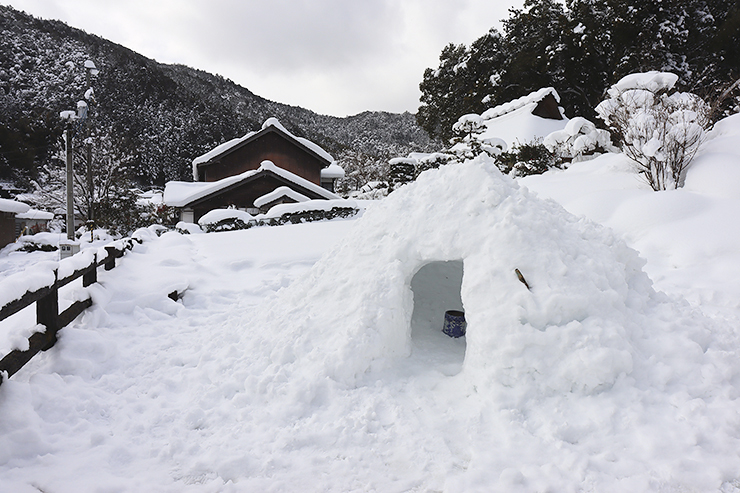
[59,60,98,257]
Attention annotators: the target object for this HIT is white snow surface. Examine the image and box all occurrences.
[1,116,740,491]
[319,162,345,179]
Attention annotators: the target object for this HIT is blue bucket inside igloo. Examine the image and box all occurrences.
[442,310,466,338]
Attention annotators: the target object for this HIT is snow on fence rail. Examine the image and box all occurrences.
[0,231,153,386]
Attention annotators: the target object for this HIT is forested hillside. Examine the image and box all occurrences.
[0,5,437,191]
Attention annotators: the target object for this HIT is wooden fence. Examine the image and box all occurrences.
[0,237,141,386]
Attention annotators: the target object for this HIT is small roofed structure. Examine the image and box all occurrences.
[0,198,30,248]
[15,208,54,237]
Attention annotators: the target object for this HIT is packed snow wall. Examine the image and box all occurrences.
[246,156,678,395]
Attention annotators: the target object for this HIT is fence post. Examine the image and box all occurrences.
[36,270,59,351]
[104,246,116,270]
[83,253,97,286]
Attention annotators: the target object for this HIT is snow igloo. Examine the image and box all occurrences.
[254,156,652,394]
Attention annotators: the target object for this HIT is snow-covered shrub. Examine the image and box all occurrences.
[494,139,559,177]
[414,152,455,177]
[544,117,617,162]
[198,209,254,233]
[596,71,710,190]
[450,114,507,160]
[175,221,203,234]
[388,158,416,191]
[348,181,389,200]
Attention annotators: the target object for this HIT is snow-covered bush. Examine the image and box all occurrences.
[450,114,507,160]
[596,71,710,190]
[388,158,416,191]
[175,221,203,234]
[348,181,389,200]
[198,208,254,233]
[544,117,616,162]
[494,139,559,177]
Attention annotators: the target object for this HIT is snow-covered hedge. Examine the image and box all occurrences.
[197,209,254,233]
[193,200,359,233]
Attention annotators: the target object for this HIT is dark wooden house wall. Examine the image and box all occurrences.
[201,132,326,184]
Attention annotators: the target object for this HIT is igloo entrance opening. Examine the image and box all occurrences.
[409,260,466,375]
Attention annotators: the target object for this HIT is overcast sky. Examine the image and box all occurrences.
[2,0,524,117]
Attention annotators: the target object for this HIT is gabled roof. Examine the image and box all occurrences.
[166,160,339,208]
[477,88,568,149]
[192,118,335,180]
[254,186,310,209]
[481,87,562,120]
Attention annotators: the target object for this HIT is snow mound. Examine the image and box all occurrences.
[246,156,718,399]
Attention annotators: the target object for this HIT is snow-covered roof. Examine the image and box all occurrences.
[0,198,30,214]
[479,105,568,150]
[192,117,336,181]
[165,169,261,207]
[16,209,54,220]
[481,87,561,120]
[446,88,569,150]
[254,186,310,208]
[320,162,345,179]
[166,160,339,208]
[258,198,357,219]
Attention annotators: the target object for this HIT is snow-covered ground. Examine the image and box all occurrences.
[0,116,739,492]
